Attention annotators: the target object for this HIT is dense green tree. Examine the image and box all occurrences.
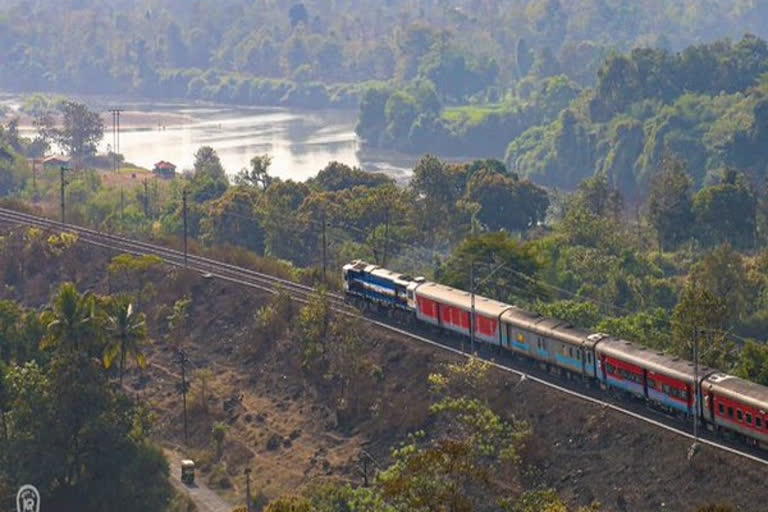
[259,179,312,264]
[437,232,543,303]
[190,146,229,202]
[308,161,394,191]
[515,37,533,78]
[534,300,601,329]
[102,297,148,386]
[734,340,768,386]
[467,171,549,232]
[52,101,104,162]
[670,282,735,369]
[235,154,273,190]
[689,244,750,324]
[41,282,101,356]
[692,170,756,250]
[1,284,171,512]
[199,186,266,253]
[647,156,694,252]
[106,254,163,311]
[356,87,391,143]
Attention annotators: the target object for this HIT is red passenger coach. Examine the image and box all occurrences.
[702,374,768,448]
[414,282,511,344]
[596,338,713,414]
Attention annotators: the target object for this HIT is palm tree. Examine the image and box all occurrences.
[42,282,99,355]
[103,296,148,385]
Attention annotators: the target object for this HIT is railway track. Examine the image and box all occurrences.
[2,206,768,467]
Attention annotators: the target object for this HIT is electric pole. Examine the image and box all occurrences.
[59,165,69,226]
[143,178,149,217]
[321,211,327,283]
[383,205,390,267]
[32,159,37,198]
[693,326,699,444]
[469,260,475,354]
[108,108,124,172]
[244,468,252,512]
[182,188,189,267]
[176,348,189,445]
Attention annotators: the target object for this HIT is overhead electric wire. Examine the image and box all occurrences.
[1,206,768,467]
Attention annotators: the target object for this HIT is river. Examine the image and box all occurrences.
[2,96,421,183]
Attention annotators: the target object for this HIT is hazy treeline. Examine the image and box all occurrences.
[2,0,767,105]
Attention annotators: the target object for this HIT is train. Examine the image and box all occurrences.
[342,260,768,450]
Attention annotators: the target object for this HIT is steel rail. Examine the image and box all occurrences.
[1,207,767,466]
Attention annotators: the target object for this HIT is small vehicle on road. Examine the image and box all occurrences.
[181,459,195,485]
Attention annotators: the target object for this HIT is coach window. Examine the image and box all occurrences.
[747,413,753,425]
[569,347,574,358]
[587,353,593,364]
[757,417,763,429]
[718,403,725,415]
[648,378,656,390]
[681,389,688,401]
[737,410,743,421]
[728,407,734,418]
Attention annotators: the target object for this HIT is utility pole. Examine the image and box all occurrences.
[59,165,69,226]
[109,108,124,172]
[244,468,252,512]
[469,261,509,355]
[693,327,699,444]
[688,272,700,462]
[142,178,149,217]
[176,348,189,445]
[321,210,327,283]
[32,159,37,198]
[182,188,189,267]
[469,261,475,354]
[383,204,390,267]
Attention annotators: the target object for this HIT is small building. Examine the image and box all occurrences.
[153,160,177,178]
[42,155,71,168]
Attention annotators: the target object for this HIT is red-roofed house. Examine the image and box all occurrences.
[42,155,71,168]
[153,160,176,178]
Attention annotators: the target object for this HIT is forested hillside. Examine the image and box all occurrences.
[2,0,768,104]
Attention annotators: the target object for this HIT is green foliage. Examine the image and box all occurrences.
[670,283,735,368]
[534,300,601,330]
[211,421,228,460]
[56,102,104,159]
[647,156,694,251]
[437,232,543,304]
[190,146,229,202]
[0,284,171,512]
[102,296,148,385]
[297,288,332,368]
[308,161,394,192]
[692,170,757,250]
[264,496,314,512]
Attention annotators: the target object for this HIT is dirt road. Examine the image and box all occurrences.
[164,448,235,512]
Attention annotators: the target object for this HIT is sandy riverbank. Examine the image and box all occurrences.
[3,110,196,130]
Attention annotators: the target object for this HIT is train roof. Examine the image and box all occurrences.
[415,282,513,318]
[369,267,414,286]
[704,373,768,412]
[597,337,716,383]
[344,261,414,286]
[500,308,601,347]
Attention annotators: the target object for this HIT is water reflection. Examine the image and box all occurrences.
[7,97,419,183]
